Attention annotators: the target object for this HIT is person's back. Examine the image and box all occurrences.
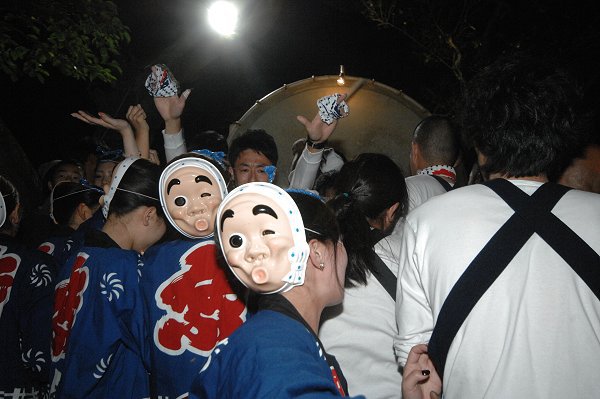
[140,153,245,398]
[394,53,600,398]
[0,176,58,398]
[398,181,600,398]
[320,153,409,398]
[50,158,166,398]
[404,174,448,211]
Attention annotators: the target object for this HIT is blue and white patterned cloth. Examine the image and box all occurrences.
[145,64,180,97]
[317,94,349,125]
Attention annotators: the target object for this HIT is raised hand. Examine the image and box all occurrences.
[296,93,347,148]
[154,89,192,134]
[71,110,139,157]
[72,110,131,133]
[126,104,149,134]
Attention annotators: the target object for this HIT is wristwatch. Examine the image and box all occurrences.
[306,137,327,150]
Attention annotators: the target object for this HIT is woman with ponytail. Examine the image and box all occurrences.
[190,185,363,398]
[320,153,409,399]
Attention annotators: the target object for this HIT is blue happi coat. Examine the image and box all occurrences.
[37,209,106,273]
[141,238,246,399]
[0,234,57,398]
[50,229,149,399]
[190,295,364,399]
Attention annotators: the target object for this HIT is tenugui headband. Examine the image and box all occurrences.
[102,157,140,218]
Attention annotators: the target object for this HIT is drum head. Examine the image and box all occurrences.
[229,75,430,186]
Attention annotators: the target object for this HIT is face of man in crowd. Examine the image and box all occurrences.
[230,149,273,186]
[219,193,294,293]
[164,166,223,237]
[50,163,83,190]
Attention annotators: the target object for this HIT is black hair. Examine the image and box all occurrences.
[186,130,229,155]
[288,191,342,283]
[0,175,19,230]
[327,153,408,287]
[288,191,341,245]
[169,152,231,183]
[96,151,125,164]
[314,170,339,198]
[71,135,106,165]
[51,182,102,226]
[459,52,588,179]
[413,115,460,166]
[228,129,278,167]
[108,159,164,219]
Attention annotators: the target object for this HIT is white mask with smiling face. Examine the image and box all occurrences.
[216,183,309,294]
[159,156,228,239]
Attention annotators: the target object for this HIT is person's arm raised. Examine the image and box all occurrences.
[154,89,191,162]
[126,104,151,159]
[71,110,139,157]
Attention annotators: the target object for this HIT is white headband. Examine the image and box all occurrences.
[159,155,228,239]
[102,157,140,218]
[216,182,309,294]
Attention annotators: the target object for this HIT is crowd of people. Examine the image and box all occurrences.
[0,52,599,399]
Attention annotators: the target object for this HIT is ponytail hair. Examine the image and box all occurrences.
[328,153,408,286]
[287,191,340,246]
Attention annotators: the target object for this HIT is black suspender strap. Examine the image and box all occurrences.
[427,179,600,380]
[369,250,397,301]
[368,228,397,301]
[430,174,454,192]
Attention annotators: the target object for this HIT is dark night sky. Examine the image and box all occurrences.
[3,0,599,167]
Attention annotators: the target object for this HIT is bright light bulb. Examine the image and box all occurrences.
[337,65,345,86]
[207,1,238,38]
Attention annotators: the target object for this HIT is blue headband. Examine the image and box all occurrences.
[286,188,323,202]
[191,149,226,169]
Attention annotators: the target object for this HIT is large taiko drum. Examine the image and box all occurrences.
[229,75,430,187]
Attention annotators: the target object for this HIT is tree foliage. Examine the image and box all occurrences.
[361,0,600,89]
[0,0,130,83]
[361,0,510,88]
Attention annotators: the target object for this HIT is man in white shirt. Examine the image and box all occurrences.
[395,53,600,399]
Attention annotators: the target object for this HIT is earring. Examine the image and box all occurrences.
[318,262,325,271]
